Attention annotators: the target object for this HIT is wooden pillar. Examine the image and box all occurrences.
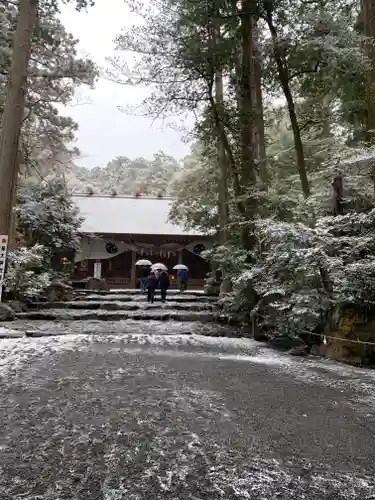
[130,249,136,288]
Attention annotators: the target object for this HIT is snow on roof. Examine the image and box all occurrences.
[72,194,201,236]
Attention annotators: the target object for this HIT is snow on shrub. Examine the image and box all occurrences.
[4,245,52,300]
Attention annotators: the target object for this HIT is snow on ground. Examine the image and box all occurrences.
[1,328,375,413]
[1,328,375,498]
[0,326,23,338]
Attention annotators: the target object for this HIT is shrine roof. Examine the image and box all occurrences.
[72,194,203,236]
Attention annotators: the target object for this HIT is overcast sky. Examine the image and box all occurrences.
[59,2,191,168]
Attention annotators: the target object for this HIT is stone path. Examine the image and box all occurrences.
[0,329,375,498]
[1,290,375,498]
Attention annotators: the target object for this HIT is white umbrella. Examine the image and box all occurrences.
[151,263,168,271]
[173,264,188,271]
[136,259,152,266]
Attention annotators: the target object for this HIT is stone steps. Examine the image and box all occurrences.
[0,319,242,338]
[75,289,214,297]
[16,309,222,323]
[3,290,223,335]
[29,301,216,312]
[72,293,217,303]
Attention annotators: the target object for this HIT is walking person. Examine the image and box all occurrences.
[178,268,188,292]
[147,271,158,304]
[139,266,149,293]
[154,268,160,280]
[159,270,170,303]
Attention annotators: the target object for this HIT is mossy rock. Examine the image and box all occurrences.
[46,281,73,302]
[322,303,375,366]
[0,303,15,321]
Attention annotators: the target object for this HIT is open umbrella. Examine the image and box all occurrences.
[136,259,152,266]
[151,263,168,271]
[173,264,188,271]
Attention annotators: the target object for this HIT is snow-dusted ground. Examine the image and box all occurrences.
[0,325,375,499]
[0,326,23,338]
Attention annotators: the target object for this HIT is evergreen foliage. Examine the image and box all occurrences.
[110,0,375,344]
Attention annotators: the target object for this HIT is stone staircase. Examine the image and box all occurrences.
[21,289,219,322]
[0,289,232,338]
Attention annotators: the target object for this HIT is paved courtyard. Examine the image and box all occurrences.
[0,323,375,499]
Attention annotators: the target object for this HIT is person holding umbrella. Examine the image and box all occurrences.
[139,267,149,293]
[136,259,152,293]
[146,271,158,303]
[151,263,167,281]
[173,264,189,292]
[159,270,170,303]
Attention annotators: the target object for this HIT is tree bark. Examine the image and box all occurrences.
[240,0,257,188]
[210,21,229,243]
[264,7,310,198]
[215,69,229,240]
[7,147,21,247]
[0,0,37,234]
[363,0,375,143]
[252,21,267,188]
[215,69,233,295]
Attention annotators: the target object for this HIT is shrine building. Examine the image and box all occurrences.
[72,193,211,288]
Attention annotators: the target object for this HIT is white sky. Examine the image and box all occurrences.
[59,1,191,168]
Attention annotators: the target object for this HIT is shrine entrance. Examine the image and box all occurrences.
[74,236,211,289]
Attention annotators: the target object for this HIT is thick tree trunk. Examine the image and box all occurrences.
[240,0,257,188]
[264,9,310,198]
[211,22,229,243]
[215,69,229,242]
[215,68,232,295]
[363,0,375,143]
[7,147,21,247]
[252,22,267,188]
[0,0,37,234]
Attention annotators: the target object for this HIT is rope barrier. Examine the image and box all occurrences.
[252,311,375,347]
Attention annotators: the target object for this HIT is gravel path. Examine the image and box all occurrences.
[0,326,375,499]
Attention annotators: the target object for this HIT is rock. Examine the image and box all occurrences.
[86,278,109,292]
[309,345,322,356]
[320,302,375,366]
[288,345,310,357]
[7,300,28,313]
[253,331,269,342]
[46,281,73,302]
[269,335,305,351]
[0,303,15,321]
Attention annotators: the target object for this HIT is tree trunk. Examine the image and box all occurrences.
[240,0,257,188]
[363,0,375,143]
[211,22,229,244]
[0,0,37,234]
[215,70,229,239]
[253,21,267,188]
[264,8,310,198]
[215,69,232,295]
[7,147,21,247]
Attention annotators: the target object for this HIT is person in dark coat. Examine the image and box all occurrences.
[178,268,188,292]
[147,271,158,303]
[139,266,149,293]
[159,271,170,303]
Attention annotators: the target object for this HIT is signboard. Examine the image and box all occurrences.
[94,262,102,279]
[0,235,9,302]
